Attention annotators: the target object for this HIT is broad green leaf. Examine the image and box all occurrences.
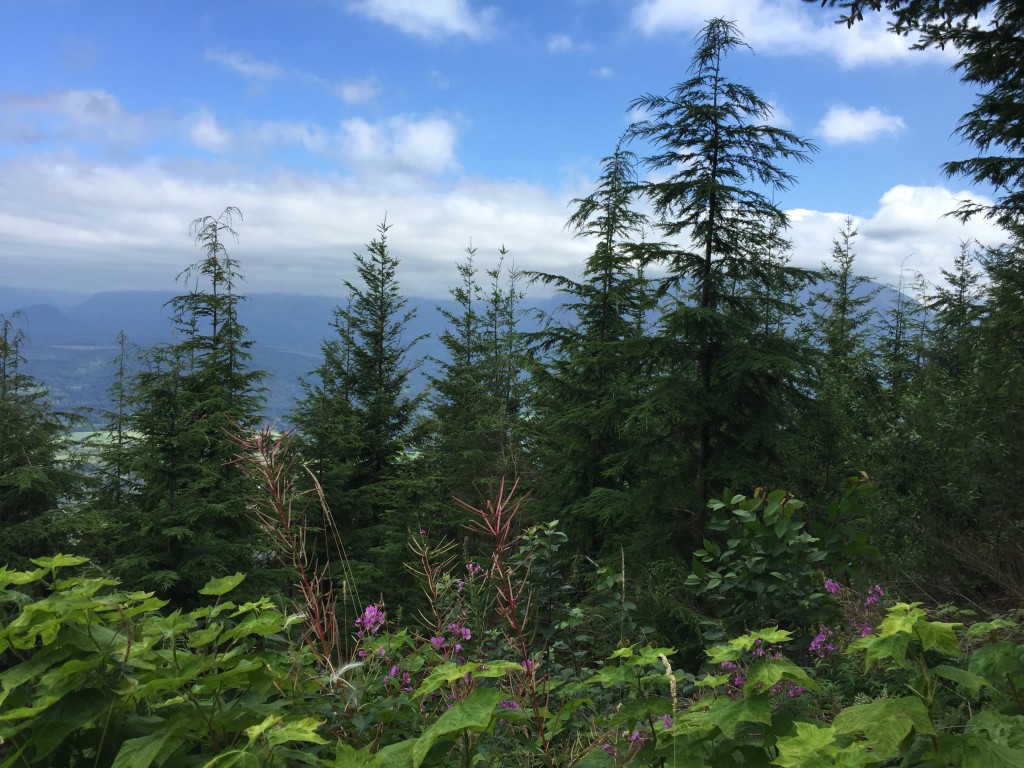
[744,658,815,694]
[967,711,1024,749]
[416,660,520,697]
[188,622,223,647]
[966,618,1016,640]
[932,664,989,696]
[704,692,772,739]
[773,722,838,767]
[915,619,962,656]
[245,714,280,744]
[412,688,503,768]
[30,554,90,570]
[369,737,414,768]
[833,696,934,758]
[198,573,246,596]
[877,603,927,636]
[112,726,186,768]
[201,751,262,768]
[852,632,911,670]
[267,716,327,746]
[0,567,45,588]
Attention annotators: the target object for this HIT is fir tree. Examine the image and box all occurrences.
[529,144,657,553]
[112,208,268,605]
[799,218,882,493]
[626,18,817,529]
[291,219,424,597]
[422,245,530,518]
[0,312,83,568]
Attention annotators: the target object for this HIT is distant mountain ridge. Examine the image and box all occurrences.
[0,287,559,424]
[1,282,902,425]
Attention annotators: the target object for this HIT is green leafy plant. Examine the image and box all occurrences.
[687,489,838,640]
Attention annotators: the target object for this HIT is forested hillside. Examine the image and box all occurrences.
[3,7,1024,766]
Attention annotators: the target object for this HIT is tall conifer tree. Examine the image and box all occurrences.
[112,208,268,604]
[530,144,656,553]
[291,219,423,595]
[626,18,816,533]
[0,312,82,567]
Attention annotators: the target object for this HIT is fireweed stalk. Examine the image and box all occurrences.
[233,425,360,677]
[455,479,556,768]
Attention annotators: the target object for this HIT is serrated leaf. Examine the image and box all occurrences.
[416,660,520,698]
[412,688,502,767]
[267,716,327,746]
[112,726,186,768]
[833,696,934,758]
[29,554,90,570]
[773,722,838,768]
[702,692,772,739]
[744,658,815,694]
[932,664,989,696]
[198,573,245,596]
[915,619,962,656]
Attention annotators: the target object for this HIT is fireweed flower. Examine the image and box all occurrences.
[660,714,674,730]
[865,584,884,607]
[355,603,386,638]
[466,562,484,576]
[824,578,842,595]
[430,635,446,650]
[809,626,836,658]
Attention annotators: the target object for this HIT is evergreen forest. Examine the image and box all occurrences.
[4,5,1024,766]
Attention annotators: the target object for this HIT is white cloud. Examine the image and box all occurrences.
[187,109,233,153]
[249,121,330,154]
[0,89,160,146]
[548,34,592,53]
[335,77,379,104]
[0,147,1006,305]
[349,0,497,41]
[205,48,284,80]
[629,0,952,67]
[593,66,614,78]
[818,105,906,144]
[0,156,586,298]
[787,185,1006,290]
[337,115,460,176]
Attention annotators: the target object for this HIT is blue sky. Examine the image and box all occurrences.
[0,0,1006,299]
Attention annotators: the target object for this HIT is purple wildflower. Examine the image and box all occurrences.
[824,578,842,595]
[354,603,386,638]
[809,625,836,658]
[865,584,884,607]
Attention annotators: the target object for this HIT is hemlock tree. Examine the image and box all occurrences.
[798,218,882,494]
[291,219,424,596]
[112,208,269,605]
[529,144,658,554]
[625,18,817,531]
[421,245,530,522]
[0,312,83,568]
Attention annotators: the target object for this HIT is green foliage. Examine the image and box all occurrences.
[4,544,1024,767]
[105,208,270,607]
[290,218,425,603]
[626,17,817,522]
[686,488,839,638]
[0,557,324,767]
[420,246,531,533]
[0,312,84,570]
